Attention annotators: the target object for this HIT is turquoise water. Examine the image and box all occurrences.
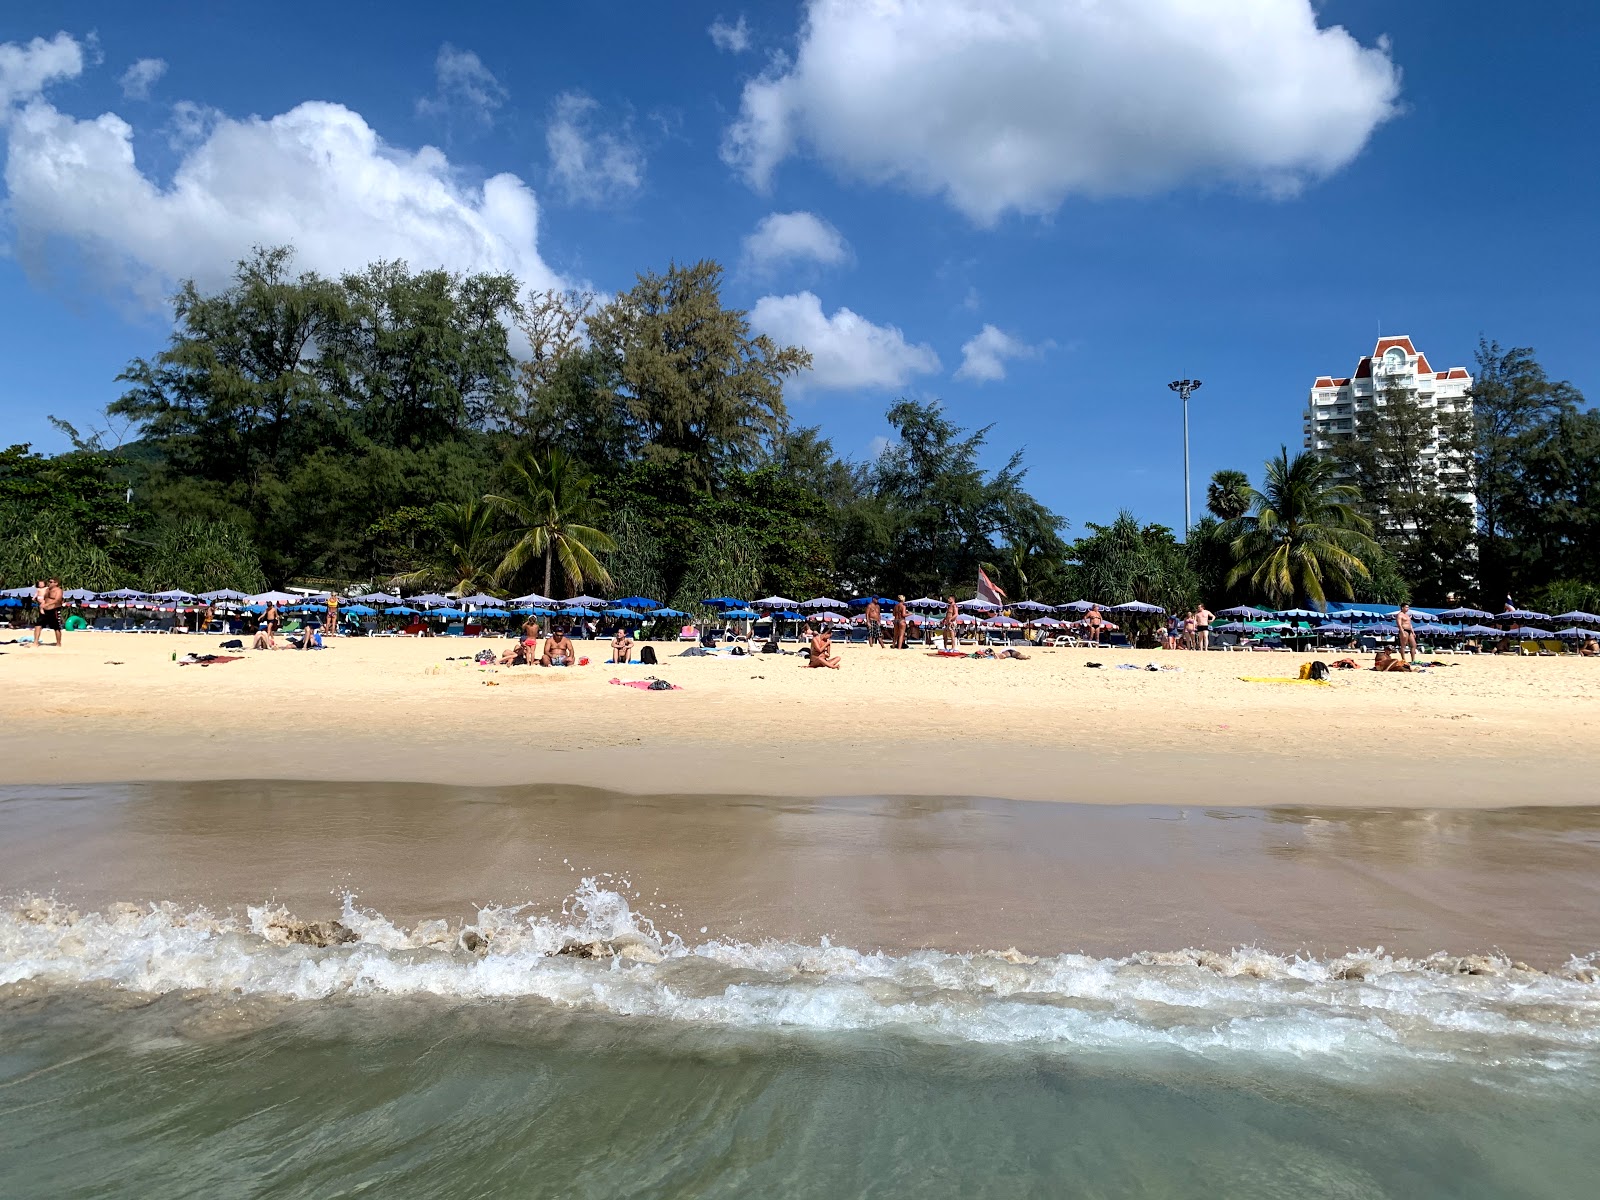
[3,883,1598,1198]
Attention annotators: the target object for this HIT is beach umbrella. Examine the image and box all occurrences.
[1509,625,1556,638]
[1,586,37,597]
[1217,605,1272,619]
[564,595,608,607]
[958,598,1000,611]
[615,596,659,610]
[774,610,806,620]
[100,587,151,600]
[1317,622,1355,635]
[1551,611,1600,625]
[553,606,590,617]
[987,615,1023,627]
[509,591,555,605]
[246,590,301,605]
[407,593,454,607]
[600,606,642,618]
[810,611,847,623]
[753,596,800,609]
[350,592,403,606]
[1056,599,1107,613]
[389,606,421,616]
[1436,607,1495,621]
[849,596,895,607]
[61,589,99,602]
[475,608,512,619]
[341,604,378,616]
[701,597,747,608]
[799,596,848,610]
[428,607,468,618]
[902,597,941,610]
[1031,617,1063,628]
[1274,607,1326,619]
[1109,601,1164,614]
[1554,627,1591,639]
[720,607,761,619]
[651,608,689,619]
[1456,624,1503,636]
[199,589,249,602]
[1501,608,1551,622]
[457,593,503,607]
[1009,600,1056,613]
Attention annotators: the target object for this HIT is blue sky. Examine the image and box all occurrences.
[1,1,1595,534]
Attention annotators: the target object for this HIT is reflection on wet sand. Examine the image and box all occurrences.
[2,782,1597,967]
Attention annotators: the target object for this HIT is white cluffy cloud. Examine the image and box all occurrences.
[955,324,1038,383]
[723,0,1401,224]
[118,57,166,100]
[0,33,565,305]
[546,91,643,204]
[750,291,939,392]
[709,15,752,53]
[741,210,850,275]
[416,43,506,127]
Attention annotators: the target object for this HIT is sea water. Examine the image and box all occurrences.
[3,880,1598,1198]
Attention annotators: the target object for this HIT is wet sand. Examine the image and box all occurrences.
[5,781,1597,966]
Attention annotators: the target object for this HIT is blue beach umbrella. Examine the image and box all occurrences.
[1551,611,1600,625]
[1510,626,1555,638]
[476,608,512,619]
[1501,609,1551,622]
[341,604,377,616]
[389,606,421,616]
[651,608,689,619]
[720,608,760,620]
[556,606,590,617]
[615,596,659,609]
[1217,605,1273,619]
[0,597,19,608]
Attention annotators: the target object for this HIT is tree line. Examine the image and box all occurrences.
[3,247,1595,613]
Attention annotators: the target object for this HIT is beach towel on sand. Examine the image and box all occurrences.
[1238,676,1330,685]
[609,677,681,691]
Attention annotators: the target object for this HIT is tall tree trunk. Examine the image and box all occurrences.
[544,546,553,599]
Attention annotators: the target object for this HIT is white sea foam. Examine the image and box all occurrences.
[4,884,1597,1070]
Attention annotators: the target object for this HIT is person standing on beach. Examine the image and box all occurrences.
[263,601,280,649]
[944,596,959,650]
[865,598,882,647]
[33,578,64,647]
[1195,603,1213,651]
[324,593,339,637]
[1395,603,1418,663]
[1086,606,1103,645]
[1182,610,1197,650]
[892,596,908,649]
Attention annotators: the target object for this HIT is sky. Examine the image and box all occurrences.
[1,1,1596,534]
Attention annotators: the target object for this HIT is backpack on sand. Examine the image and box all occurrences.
[639,645,657,665]
[1300,660,1330,681]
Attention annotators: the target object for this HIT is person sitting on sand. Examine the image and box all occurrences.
[1581,637,1599,658]
[1373,648,1413,672]
[252,629,274,650]
[541,628,576,667]
[611,628,633,664]
[807,627,841,669]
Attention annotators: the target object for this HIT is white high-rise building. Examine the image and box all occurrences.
[1303,335,1474,508]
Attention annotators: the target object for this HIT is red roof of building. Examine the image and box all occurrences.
[1331,377,1349,386]
[1445,367,1469,379]
[1353,356,1373,379]
[1415,353,1433,374]
[1374,336,1417,356]
[1314,376,1335,387]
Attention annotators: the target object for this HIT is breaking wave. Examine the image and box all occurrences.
[4,882,1598,1072]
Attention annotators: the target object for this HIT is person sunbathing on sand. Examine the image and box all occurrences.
[542,629,576,667]
[974,647,1030,660]
[1373,648,1413,672]
[807,628,841,669]
[611,629,633,664]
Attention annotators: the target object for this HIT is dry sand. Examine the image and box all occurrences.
[3,632,1597,805]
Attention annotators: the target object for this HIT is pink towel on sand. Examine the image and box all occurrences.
[608,678,681,690]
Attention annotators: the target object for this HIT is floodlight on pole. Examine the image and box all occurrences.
[1168,378,1202,537]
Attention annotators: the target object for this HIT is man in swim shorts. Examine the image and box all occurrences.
[865,598,882,647]
[1086,606,1104,645]
[34,578,64,647]
[1194,602,1213,651]
[541,627,576,667]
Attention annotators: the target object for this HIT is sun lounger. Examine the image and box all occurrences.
[678,625,698,641]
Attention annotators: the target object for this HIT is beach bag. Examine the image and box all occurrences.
[648,679,673,690]
[1308,660,1330,680]
[640,645,657,665]
[219,639,243,650]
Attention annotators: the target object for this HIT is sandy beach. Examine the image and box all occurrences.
[3,631,1598,805]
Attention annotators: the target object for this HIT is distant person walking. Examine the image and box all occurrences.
[33,578,64,647]
[865,598,882,647]
[1395,603,1418,663]
[892,596,908,649]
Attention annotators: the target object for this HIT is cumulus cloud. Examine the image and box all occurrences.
[741,210,850,275]
[723,0,1401,223]
[415,43,506,128]
[750,291,939,392]
[955,324,1037,383]
[0,34,565,306]
[0,32,80,109]
[709,15,752,53]
[546,91,643,204]
[118,57,165,100]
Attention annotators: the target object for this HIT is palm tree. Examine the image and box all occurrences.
[486,449,616,598]
[394,500,505,595]
[1206,469,1253,521]
[1227,449,1378,606]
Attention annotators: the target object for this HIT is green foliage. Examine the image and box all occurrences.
[1067,512,1198,611]
[0,443,129,537]
[486,450,615,598]
[1205,469,1252,521]
[1534,579,1600,617]
[0,504,119,590]
[583,261,810,486]
[670,525,764,611]
[1228,448,1379,606]
[394,500,506,595]
[133,518,267,593]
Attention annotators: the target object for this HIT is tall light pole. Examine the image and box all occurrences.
[1168,378,1202,537]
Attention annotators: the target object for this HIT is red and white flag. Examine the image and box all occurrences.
[977,568,1007,606]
